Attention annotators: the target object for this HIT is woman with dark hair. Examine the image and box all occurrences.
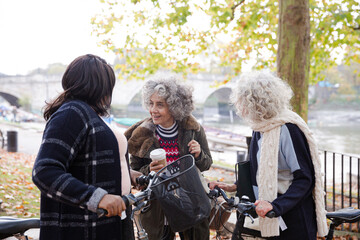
[32,54,138,240]
[125,74,213,240]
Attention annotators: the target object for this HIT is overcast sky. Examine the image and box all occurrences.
[0,0,115,75]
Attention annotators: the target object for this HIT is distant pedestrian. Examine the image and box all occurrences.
[11,106,17,122]
[32,54,140,240]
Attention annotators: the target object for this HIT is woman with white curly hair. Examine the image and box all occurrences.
[124,74,212,240]
[228,70,328,239]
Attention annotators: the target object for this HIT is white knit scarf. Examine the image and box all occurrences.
[250,109,328,237]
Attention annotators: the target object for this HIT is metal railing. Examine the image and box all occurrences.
[322,150,360,233]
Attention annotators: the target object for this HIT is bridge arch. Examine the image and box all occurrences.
[0,92,20,107]
[123,83,235,121]
[202,87,233,120]
[127,90,147,115]
[0,74,237,119]
[111,80,145,107]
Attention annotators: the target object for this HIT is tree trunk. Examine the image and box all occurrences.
[277,0,310,121]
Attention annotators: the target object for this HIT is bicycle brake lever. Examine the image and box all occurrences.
[245,213,255,224]
[130,200,148,220]
[133,201,148,212]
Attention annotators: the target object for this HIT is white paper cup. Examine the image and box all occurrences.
[150,148,167,166]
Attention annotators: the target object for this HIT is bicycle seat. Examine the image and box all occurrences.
[326,207,360,223]
[0,217,40,239]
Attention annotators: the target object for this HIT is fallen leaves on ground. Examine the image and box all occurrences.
[1,148,359,239]
[0,149,40,217]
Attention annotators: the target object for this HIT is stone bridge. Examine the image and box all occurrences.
[0,73,235,117]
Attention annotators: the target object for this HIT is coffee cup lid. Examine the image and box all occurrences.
[150,148,166,161]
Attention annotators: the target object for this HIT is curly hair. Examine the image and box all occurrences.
[142,74,195,121]
[230,70,293,123]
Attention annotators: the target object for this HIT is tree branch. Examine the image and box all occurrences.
[351,26,360,30]
[230,0,245,21]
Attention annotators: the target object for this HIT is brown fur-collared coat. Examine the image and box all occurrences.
[124,115,212,174]
[124,115,212,240]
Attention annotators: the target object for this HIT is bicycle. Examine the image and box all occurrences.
[208,186,274,240]
[208,186,360,240]
[0,171,155,240]
[98,154,211,240]
[0,163,165,240]
[99,169,190,240]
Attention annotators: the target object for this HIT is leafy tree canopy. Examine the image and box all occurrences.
[91,0,360,85]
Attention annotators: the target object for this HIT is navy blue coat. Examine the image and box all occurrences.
[249,123,317,240]
[32,100,134,240]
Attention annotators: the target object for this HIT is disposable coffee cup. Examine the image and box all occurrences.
[150,148,167,167]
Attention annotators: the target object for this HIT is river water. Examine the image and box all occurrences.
[202,109,360,182]
[307,110,360,156]
[202,109,360,157]
[2,108,359,158]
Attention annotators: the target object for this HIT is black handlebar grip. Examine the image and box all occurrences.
[97,208,108,218]
[265,210,276,218]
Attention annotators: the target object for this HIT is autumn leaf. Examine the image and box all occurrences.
[0,149,40,218]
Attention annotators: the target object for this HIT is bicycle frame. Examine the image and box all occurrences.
[209,187,273,240]
[132,210,148,240]
[231,215,264,240]
[122,172,157,240]
[97,171,158,240]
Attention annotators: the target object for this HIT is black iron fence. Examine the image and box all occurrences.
[322,150,360,233]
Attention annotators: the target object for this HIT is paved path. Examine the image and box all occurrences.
[0,121,44,155]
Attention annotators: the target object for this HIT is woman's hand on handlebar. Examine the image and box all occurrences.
[98,194,126,217]
[254,199,274,218]
[130,169,142,187]
[149,161,164,172]
[208,181,237,192]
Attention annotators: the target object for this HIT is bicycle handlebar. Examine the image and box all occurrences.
[97,171,157,218]
[209,186,276,218]
[122,190,150,208]
[96,208,108,218]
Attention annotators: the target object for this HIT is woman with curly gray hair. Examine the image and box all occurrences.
[228,70,328,239]
[125,74,212,240]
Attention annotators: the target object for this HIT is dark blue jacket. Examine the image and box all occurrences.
[32,100,134,240]
[249,123,317,240]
